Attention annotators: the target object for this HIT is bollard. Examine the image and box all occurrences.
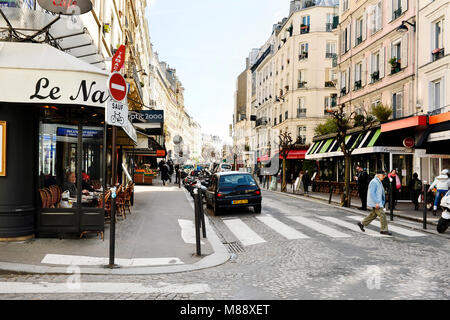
[193,188,201,256]
[329,183,334,204]
[197,187,207,238]
[389,182,394,221]
[423,184,428,229]
[178,170,181,189]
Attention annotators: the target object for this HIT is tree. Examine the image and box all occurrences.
[371,103,392,122]
[314,118,338,136]
[278,132,297,192]
[329,104,377,207]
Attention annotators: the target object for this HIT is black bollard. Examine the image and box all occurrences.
[423,184,428,229]
[197,188,207,238]
[193,188,201,256]
[389,182,394,221]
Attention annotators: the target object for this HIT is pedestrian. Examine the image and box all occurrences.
[355,165,369,211]
[302,170,310,195]
[387,169,401,210]
[158,159,165,179]
[296,170,304,195]
[428,169,450,215]
[160,161,170,186]
[168,160,174,183]
[357,170,392,236]
[175,163,180,184]
[257,167,263,185]
[408,173,422,211]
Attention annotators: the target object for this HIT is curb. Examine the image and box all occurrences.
[264,189,448,238]
[0,189,231,275]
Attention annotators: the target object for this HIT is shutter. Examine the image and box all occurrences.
[362,12,367,41]
[347,67,351,93]
[401,34,408,67]
[341,30,345,54]
[380,46,385,78]
[352,19,356,47]
[325,68,330,82]
[387,43,392,74]
[347,25,351,52]
[368,6,374,34]
[401,0,408,13]
[387,0,392,22]
[397,92,403,118]
[362,57,367,86]
[369,54,373,83]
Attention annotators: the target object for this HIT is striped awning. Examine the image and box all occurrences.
[306,128,388,159]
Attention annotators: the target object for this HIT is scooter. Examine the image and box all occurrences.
[437,190,450,234]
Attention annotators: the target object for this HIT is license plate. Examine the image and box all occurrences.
[232,200,248,205]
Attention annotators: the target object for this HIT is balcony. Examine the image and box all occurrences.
[326,23,333,32]
[332,56,338,67]
[371,71,380,83]
[389,58,402,75]
[432,48,445,62]
[297,108,307,118]
[299,52,308,60]
[325,81,335,88]
[340,87,347,96]
[392,8,402,20]
[356,35,362,46]
[300,24,310,34]
[354,80,362,90]
[298,81,307,89]
[326,52,337,59]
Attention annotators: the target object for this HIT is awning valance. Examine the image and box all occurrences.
[417,120,450,147]
[0,42,109,107]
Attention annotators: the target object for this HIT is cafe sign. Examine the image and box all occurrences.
[0,121,6,177]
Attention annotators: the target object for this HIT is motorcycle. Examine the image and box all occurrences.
[437,190,450,233]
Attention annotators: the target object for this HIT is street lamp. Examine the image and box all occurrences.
[397,20,416,33]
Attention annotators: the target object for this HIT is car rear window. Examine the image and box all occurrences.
[219,174,257,190]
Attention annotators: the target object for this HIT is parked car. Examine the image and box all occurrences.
[205,172,262,215]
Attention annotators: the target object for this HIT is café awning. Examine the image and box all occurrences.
[0,42,109,107]
[416,120,450,154]
[305,128,412,159]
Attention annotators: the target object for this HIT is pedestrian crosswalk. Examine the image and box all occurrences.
[218,214,428,247]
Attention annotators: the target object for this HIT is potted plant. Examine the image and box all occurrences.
[432,48,441,54]
[389,57,401,73]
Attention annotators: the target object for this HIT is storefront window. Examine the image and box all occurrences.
[442,159,450,172]
[431,158,440,182]
[392,154,413,186]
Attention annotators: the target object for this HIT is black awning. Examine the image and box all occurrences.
[417,121,450,148]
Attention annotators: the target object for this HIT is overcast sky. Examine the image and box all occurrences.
[146,0,289,144]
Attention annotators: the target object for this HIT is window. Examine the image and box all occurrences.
[432,20,445,61]
[355,17,363,45]
[326,14,334,32]
[342,26,350,54]
[299,43,309,60]
[340,70,347,96]
[392,0,407,21]
[342,0,349,12]
[370,50,381,82]
[354,62,362,90]
[392,91,403,119]
[371,99,381,110]
[370,2,382,34]
[390,40,402,74]
[430,79,443,113]
[326,42,336,58]
[285,111,289,120]
[298,126,307,144]
[298,70,306,88]
[301,16,310,34]
[297,98,307,118]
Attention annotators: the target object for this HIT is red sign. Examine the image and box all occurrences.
[111,45,126,72]
[108,72,127,102]
[403,137,415,148]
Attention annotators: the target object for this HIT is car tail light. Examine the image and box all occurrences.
[255,190,261,195]
[217,193,223,198]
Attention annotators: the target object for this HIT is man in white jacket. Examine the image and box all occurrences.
[428,169,450,215]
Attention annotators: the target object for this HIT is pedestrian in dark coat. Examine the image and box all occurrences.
[355,165,370,211]
[408,173,422,211]
[161,162,170,186]
[302,170,310,195]
[175,164,180,183]
[168,160,174,183]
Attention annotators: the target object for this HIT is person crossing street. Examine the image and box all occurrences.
[357,170,392,236]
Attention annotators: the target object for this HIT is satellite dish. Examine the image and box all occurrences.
[173,135,183,145]
[37,0,93,15]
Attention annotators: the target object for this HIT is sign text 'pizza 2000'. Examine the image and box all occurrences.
[30,77,110,104]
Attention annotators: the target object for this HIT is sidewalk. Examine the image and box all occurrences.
[264,181,440,226]
[0,179,229,275]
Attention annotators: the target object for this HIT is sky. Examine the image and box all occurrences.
[146,0,289,144]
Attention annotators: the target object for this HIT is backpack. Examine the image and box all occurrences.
[413,179,422,191]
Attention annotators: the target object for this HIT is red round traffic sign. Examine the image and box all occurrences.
[403,137,415,148]
[108,72,127,102]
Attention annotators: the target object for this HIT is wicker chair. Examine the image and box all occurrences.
[115,185,126,220]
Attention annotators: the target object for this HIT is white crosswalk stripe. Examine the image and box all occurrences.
[346,216,427,237]
[223,219,266,246]
[287,216,352,238]
[256,216,310,239]
[316,216,387,237]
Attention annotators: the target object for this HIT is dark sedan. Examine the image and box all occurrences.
[205,172,262,214]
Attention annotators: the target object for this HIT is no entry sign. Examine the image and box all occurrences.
[108,72,127,102]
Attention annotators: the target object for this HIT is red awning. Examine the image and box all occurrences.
[381,115,427,132]
[280,150,307,160]
[257,154,270,162]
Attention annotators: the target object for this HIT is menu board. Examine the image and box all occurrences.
[0,121,5,176]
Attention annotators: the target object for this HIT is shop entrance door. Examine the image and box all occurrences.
[392,154,413,201]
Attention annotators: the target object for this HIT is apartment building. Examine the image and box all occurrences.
[335,0,417,118]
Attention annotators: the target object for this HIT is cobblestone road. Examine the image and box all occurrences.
[0,191,449,300]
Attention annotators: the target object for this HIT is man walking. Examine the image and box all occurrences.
[355,165,369,211]
[357,170,392,236]
[175,163,180,184]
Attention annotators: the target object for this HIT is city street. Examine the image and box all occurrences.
[0,190,448,300]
